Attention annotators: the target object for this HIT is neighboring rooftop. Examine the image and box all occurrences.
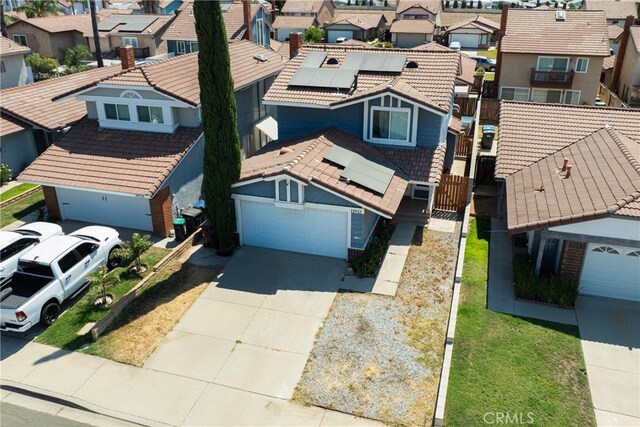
[280,0,329,14]
[396,0,442,15]
[608,22,624,40]
[0,35,30,57]
[390,18,435,34]
[583,0,639,20]
[7,14,94,34]
[327,12,385,29]
[86,14,175,37]
[500,9,610,56]
[0,115,27,137]
[440,11,500,27]
[263,45,461,113]
[0,65,124,131]
[412,41,476,85]
[603,54,616,70]
[444,14,500,33]
[506,126,640,232]
[272,15,317,29]
[631,26,640,53]
[18,118,202,197]
[496,101,640,179]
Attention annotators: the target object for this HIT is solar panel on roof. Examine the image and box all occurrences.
[289,68,316,86]
[97,18,120,31]
[324,145,395,195]
[97,16,157,33]
[325,145,354,167]
[329,69,356,89]
[342,53,407,73]
[301,51,327,68]
[341,53,366,70]
[289,68,356,89]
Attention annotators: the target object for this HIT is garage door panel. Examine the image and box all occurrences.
[328,30,354,43]
[451,34,479,48]
[240,200,347,259]
[580,244,640,302]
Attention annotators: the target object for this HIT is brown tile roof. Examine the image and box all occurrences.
[83,14,175,38]
[631,26,640,53]
[327,12,385,30]
[336,39,375,48]
[0,65,125,131]
[18,119,202,197]
[280,0,329,14]
[440,11,500,28]
[389,18,435,34]
[263,45,460,112]
[269,39,290,56]
[272,15,317,29]
[412,41,476,85]
[583,0,639,20]
[162,1,266,41]
[608,23,624,40]
[444,14,500,33]
[496,101,640,179]
[506,127,640,232]
[7,14,94,34]
[396,0,442,15]
[56,41,286,105]
[378,144,446,183]
[603,54,616,70]
[448,116,462,133]
[0,115,27,137]
[0,35,30,56]
[236,127,411,217]
[501,9,610,57]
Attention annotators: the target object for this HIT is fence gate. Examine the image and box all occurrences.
[475,156,496,186]
[435,174,469,213]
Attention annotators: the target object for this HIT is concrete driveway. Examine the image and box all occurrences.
[576,296,640,427]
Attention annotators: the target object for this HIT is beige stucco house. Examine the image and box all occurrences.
[0,35,31,89]
[611,25,640,106]
[497,8,609,106]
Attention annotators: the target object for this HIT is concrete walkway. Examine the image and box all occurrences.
[487,218,577,325]
[371,223,417,296]
[1,247,382,426]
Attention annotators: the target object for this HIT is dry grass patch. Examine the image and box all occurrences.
[84,261,220,366]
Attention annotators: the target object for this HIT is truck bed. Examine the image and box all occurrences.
[0,273,53,310]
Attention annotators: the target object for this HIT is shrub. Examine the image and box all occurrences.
[461,0,467,7]
[25,53,57,79]
[0,164,11,186]
[445,0,450,6]
[351,221,395,277]
[512,253,579,307]
[304,26,325,43]
[453,0,458,7]
[61,44,91,74]
[477,0,483,7]
[114,233,153,272]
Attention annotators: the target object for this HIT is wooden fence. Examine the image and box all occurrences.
[435,174,469,213]
[479,98,500,124]
[455,134,473,158]
[598,83,628,108]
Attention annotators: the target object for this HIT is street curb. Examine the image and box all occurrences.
[1,381,172,427]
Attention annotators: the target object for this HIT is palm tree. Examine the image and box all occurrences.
[17,0,59,18]
[89,0,103,67]
[88,265,120,306]
[61,44,91,73]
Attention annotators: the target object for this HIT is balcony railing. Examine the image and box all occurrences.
[530,68,575,88]
[115,46,150,59]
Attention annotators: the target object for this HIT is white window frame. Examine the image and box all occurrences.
[369,106,412,146]
[190,41,199,52]
[563,90,581,105]
[122,37,138,48]
[136,105,165,124]
[536,56,569,72]
[274,178,304,206]
[531,88,563,103]
[256,17,265,46]
[575,57,589,73]
[177,40,186,54]
[104,103,131,121]
[499,86,530,101]
[12,34,27,46]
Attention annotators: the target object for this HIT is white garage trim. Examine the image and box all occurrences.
[579,243,640,302]
[20,181,147,198]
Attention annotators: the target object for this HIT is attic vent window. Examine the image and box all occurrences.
[555,10,566,21]
[406,61,418,69]
[327,57,339,65]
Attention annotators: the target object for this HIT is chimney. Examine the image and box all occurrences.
[565,165,572,178]
[289,32,303,59]
[493,3,509,91]
[562,158,569,171]
[120,45,135,70]
[242,0,252,42]
[611,15,635,93]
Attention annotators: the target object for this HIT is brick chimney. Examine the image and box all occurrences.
[289,32,303,58]
[120,45,135,70]
[242,0,252,42]
[611,15,635,93]
[493,3,509,92]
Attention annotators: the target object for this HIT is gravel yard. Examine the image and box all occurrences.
[295,222,461,426]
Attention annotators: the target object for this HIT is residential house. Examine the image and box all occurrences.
[0,65,124,176]
[439,11,500,28]
[496,8,609,105]
[608,23,624,54]
[57,0,103,15]
[610,24,640,106]
[0,35,31,89]
[583,0,638,26]
[230,40,462,260]
[273,15,319,42]
[601,54,616,86]
[273,0,335,41]
[390,19,435,48]
[6,14,92,59]
[443,14,499,49]
[324,12,386,43]
[17,42,285,235]
[85,14,175,59]
[162,0,272,54]
[395,0,442,25]
[498,101,640,302]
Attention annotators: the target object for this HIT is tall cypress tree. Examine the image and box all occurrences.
[194,0,242,252]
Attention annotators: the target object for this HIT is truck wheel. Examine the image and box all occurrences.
[108,248,122,270]
[40,302,61,326]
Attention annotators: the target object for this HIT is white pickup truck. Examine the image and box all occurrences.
[0,226,121,332]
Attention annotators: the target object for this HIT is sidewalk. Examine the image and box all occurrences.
[486,218,577,325]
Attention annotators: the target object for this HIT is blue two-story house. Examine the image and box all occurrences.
[18,41,285,237]
[231,44,462,259]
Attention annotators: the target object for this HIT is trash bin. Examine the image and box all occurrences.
[201,219,215,248]
[481,125,496,150]
[173,217,186,242]
[182,207,204,236]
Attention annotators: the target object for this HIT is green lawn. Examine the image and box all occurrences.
[444,219,595,427]
[35,247,170,351]
[476,49,497,60]
[0,184,38,202]
[0,190,45,228]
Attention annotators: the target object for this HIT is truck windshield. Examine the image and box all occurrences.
[18,261,54,278]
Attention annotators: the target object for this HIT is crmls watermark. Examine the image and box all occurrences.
[483,412,535,424]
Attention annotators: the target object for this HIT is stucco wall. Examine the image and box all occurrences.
[7,23,85,59]
[232,179,358,208]
[277,103,364,140]
[0,53,28,89]
[160,133,204,212]
[0,129,37,177]
[549,216,640,244]
[617,42,640,102]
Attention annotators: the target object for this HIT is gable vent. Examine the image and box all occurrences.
[406,61,418,69]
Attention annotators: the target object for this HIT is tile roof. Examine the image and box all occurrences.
[501,9,610,57]
[18,119,203,197]
[280,0,329,14]
[389,18,435,34]
[631,26,640,53]
[608,23,624,40]
[83,14,175,38]
[506,126,640,232]
[496,101,640,179]
[396,0,442,15]
[263,45,460,112]
[377,144,446,183]
[444,14,500,33]
[272,15,317,29]
[603,54,616,70]
[0,35,30,57]
[327,12,385,30]
[412,41,476,85]
[440,11,500,27]
[0,65,124,131]
[56,41,286,105]
[7,14,94,34]
[583,0,639,20]
[236,127,412,217]
[162,1,266,42]
[0,115,27,137]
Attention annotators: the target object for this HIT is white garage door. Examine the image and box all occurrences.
[240,200,348,259]
[450,33,480,48]
[580,244,640,302]
[328,30,354,43]
[57,188,153,231]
